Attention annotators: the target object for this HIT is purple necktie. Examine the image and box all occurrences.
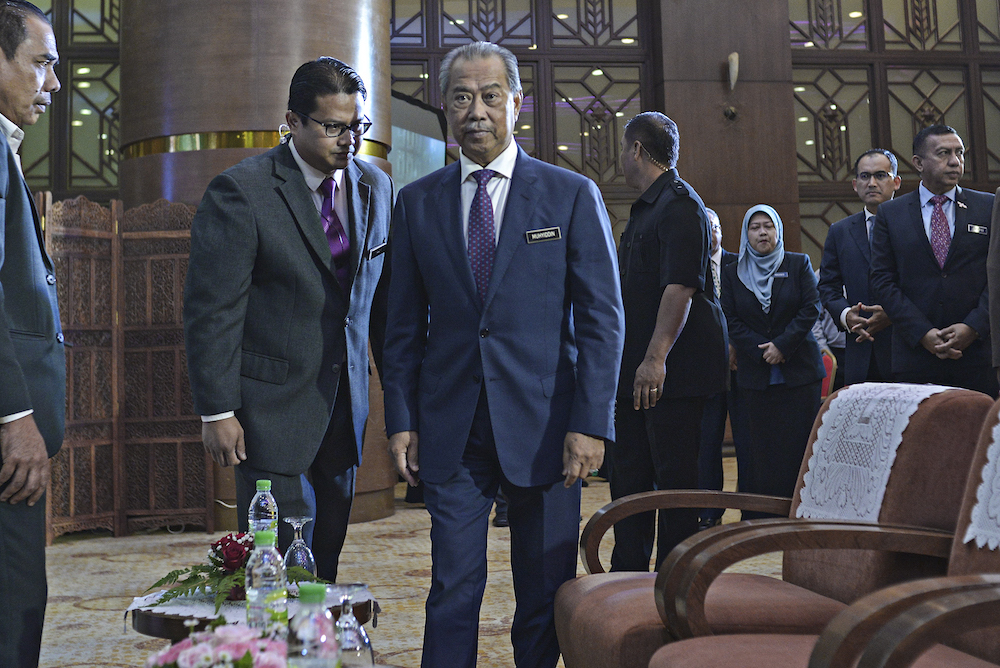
[468,169,497,303]
[929,194,951,269]
[320,176,351,293]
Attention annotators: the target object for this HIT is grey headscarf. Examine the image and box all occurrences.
[736,204,785,313]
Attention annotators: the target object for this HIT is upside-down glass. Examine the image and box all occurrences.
[282,516,316,577]
[326,584,374,666]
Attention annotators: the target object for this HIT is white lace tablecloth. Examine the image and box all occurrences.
[964,416,1000,550]
[127,585,377,627]
[796,382,953,522]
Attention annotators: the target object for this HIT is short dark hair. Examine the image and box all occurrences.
[287,57,367,118]
[913,124,960,157]
[853,148,898,176]
[0,1,48,62]
[439,42,521,98]
[623,111,679,169]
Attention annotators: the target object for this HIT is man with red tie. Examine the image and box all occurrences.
[870,125,997,396]
[184,57,392,581]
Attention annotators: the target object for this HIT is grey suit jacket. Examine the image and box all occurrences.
[0,138,65,456]
[184,142,392,474]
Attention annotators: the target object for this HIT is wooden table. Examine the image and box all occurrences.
[132,598,374,642]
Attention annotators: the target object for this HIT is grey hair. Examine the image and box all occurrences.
[439,42,522,98]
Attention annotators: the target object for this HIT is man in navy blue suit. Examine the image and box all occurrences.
[383,42,625,668]
[870,125,996,396]
[818,149,899,385]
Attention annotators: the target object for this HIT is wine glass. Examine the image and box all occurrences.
[283,516,316,576]
[327,583,374,666]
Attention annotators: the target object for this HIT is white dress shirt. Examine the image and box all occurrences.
[0,112,32,425]
[459,139,519,245]
[918,182,957,241]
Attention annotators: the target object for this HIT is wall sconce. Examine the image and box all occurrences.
[728,52,739,90]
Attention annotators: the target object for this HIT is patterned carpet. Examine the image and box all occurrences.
[39,459,780,667]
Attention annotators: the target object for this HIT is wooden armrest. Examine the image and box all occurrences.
[580,490,792,574]
[808,574,1000,668]
[654,521,954,640]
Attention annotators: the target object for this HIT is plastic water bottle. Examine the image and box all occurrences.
[248,479,278,534]
[288,583,340,667]
[246,530,288,637]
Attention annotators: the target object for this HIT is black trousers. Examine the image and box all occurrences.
[741,381,821,519]
[607,395,706,571]
[236,368,357,582]
[0,486,46,668]
[697,369,752,521]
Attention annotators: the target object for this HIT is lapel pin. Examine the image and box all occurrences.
[957,200,968,209]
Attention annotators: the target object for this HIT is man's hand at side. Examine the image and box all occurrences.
[562,432,604,488]
[388,431,420,486]
[0,415,50,506]
[202,416,246,467]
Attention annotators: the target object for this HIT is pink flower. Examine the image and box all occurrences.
[176,643,214,668]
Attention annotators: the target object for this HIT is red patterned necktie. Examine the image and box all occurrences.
[929,194,951,269]
[320,176,351,293]
[468,169,497,303]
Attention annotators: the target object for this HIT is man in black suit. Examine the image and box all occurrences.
[818,149,899,385]
[870,125,996,396]
[611,112,728,570]
[695,209,746,529]
[0,3,64,666]
[184,58,392,582]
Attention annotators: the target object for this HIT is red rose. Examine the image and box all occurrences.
[219,536,250,571]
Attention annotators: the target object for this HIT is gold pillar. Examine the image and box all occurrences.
[119,0,391,207]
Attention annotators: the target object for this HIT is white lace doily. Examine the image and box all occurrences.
[963,416,1000,550]
[127,585,376,627]
[796,383,953,522]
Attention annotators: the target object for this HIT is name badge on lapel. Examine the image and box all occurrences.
[968,224,988,236]
[526,227,562,244]
[367,242,388,260]
[774,271,789,278]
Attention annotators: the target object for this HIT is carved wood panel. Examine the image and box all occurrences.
[42,196,213,543]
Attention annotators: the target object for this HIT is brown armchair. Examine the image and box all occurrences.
[554,386,994,668]
[647,397,1000,668]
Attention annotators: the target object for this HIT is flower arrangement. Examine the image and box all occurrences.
[145,623,287,668]
[147,532,319,612]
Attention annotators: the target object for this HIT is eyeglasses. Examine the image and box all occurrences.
[857,171,893,182]
[293,111,372,138]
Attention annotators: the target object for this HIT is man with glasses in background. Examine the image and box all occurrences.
[818,149,898,385]
[184,57,392,581]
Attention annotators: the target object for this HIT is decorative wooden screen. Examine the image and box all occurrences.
[42,196,213,543]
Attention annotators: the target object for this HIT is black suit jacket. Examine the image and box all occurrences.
[870,187,994,378]
[184,143,392,475]
[0,138,65,456]
[985,187,1000,367]
[721,253,825,390]
[818,211,893,384]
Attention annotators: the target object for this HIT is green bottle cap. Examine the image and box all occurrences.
[256,479,272,491]
[254,530,275,546]
[298,582,327,604]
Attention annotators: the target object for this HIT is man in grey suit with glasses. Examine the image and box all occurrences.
[184,57,392,582]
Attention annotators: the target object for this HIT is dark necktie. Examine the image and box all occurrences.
[929,194,951,269]
[468,169,497,303]
[320,176,351,293]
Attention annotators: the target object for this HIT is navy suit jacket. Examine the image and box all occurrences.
[382,146,625,487]
[184,143,392,474]
[818,211,893,384]
[721,253,825,390]
[0,137,64,456]
[870,187,994,378]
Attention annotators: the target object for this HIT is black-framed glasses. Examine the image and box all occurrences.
[293,110,372,138]
[857,171,893,182]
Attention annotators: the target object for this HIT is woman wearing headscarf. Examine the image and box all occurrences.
[720,205,825,512]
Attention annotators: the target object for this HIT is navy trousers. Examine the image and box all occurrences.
[420,391,580,668]
[0,488,46,668]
